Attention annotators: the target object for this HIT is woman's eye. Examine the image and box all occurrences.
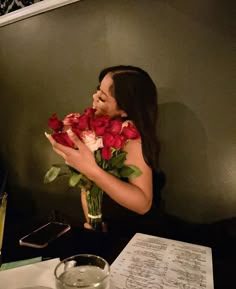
[97,85,100,90]
[98,96,105,102]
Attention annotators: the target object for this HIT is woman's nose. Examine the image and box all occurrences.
[93,91,99,101]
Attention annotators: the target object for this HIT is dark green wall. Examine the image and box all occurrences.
[0,0,235,223]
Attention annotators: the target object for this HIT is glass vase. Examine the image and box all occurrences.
[85,188,103,231]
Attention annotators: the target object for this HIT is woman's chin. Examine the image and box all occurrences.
[94,110,102,116]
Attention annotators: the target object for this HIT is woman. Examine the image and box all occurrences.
[46,65,160,231]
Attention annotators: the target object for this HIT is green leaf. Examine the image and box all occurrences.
[110,152,127,168]
[69,172,82,187]
[120,165,142,178]
[44,166,61,183]
[95,150,102,163]
[108,169,120,177]
[51,163,68,167]
[76,175,90,189]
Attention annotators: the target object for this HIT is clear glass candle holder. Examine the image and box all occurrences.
[0,193,7,258]
[54,254,110,289]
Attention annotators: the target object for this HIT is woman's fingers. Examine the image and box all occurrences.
[45,132,60,147]
[83,222,108,232]
[45,132,54,143]
[84,222,93,230]
[44,132,68,158]
[45,130,86,155]
[67,129,84,149]
[45,130,94,175]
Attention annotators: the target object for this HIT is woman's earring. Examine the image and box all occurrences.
[121,111,128,118]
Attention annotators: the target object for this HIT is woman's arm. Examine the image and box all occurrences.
[45,130,153,214]
[89,139,152,214]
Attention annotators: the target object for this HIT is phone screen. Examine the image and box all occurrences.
[19,222,71,248]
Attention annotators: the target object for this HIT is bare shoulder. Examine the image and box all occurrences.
[124,139,151,173]
[124,139,152,202]
[123,139,142,159]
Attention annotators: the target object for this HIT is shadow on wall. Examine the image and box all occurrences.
[158,101,214,223]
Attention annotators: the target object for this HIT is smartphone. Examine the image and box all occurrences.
[19,222,71,248]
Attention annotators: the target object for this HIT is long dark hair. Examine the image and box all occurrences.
[99,65,159,171]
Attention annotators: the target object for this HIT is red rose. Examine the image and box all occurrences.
[106,120,122,135]
[77,114,89,130]
[52,132,74,148]
[102,133,115,147]
[62,113,81,131]
[48,114,63,132]
[63,113,81,126]
[102,146,112,160]
[122,122,140,139]
[71,126,82,138]
[84,107,96,118]
[95,125,107,136]
[91,115,110,136]
[113,135,126,149]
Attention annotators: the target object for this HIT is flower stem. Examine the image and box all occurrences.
[85,188,103,231]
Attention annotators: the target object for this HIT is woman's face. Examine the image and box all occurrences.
[92,73,127,118]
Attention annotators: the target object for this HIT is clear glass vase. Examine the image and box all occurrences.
[85,188,103,231]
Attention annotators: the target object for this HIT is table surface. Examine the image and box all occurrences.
[1,214,236,289]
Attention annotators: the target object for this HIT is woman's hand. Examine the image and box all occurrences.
[45,129,98,178]
[84,222,108,232]
[45,129,152,215]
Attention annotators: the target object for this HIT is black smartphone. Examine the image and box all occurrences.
[19,222,71,248]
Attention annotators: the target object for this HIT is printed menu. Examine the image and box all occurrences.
[110,233,214,289]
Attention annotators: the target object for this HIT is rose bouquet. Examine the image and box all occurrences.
[44,107,142,230]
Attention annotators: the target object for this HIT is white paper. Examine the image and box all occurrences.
[110,233,214,289]
[0,258,60,289]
